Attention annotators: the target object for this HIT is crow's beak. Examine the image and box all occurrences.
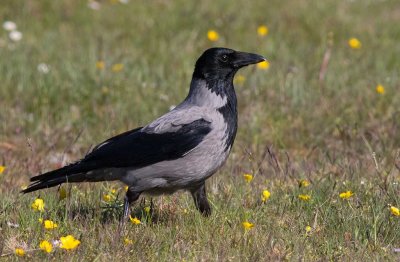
[233,51,266,68]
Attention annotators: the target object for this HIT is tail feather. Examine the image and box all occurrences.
[22,161,97,194]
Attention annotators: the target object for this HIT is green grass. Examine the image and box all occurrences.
[1,0,400,260]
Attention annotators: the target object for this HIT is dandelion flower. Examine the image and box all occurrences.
[110,188,116,194]
[60,235,81,250]
[233,75,246,85]
[15,248,25,257]
[3,21,17,31]
[348,38,361,49]
[31,198,45,211]
[9,30,23,42]
[242,221,254,230]
[257,25,269,37]
[243,173,253,183]
[39,240,53,253]
[390,206,400,217]
[339,191,354,199]
[0,165,5,174]
[129,216,141,225]
[257,60,270,70]
[207,30,219,42]
[261,190,271,202]
[299,180,310,187]
[124,238,134,245]
[96,61,105,70]
[44,220,58,230]
[112,63,124,72]
[305,225,312,233]
[376,84,385,95]
[103,194,112,202]
[298,194,311,201]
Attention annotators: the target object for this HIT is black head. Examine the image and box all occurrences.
[193,47,266,81]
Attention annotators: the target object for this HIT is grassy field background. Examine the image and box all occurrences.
[1,0,400,260]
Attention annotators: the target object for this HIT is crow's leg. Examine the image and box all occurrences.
[190,182,211,216]
[121,187,141,221]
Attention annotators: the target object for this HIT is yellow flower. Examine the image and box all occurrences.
[44,220,58,230]
[59,186,67,200]
[233,75,246,85]
[124,186,129,192]
[243,173,253,183]
[144,206,151,213]
[124,238,134,245]
[112,63,124,72]
[299,180,310,187]
[103,194,112,202]
[298,194,311,201]
[257,60,270,70]
[348,38,361,49]
[376,84,385,95]
[339,191,354,199]
[0,165,5,174]
[305,225,312,233]
[242,221,254,230]
[31,198,45,212]
[110,188,116,194]
[38,218,43,223]
[15,248,25,257]
[39,240,53,253]
[96,60,105,70]
[129,216,141,225]
[207,30,219,42]
[261,190,271,202]
[60,235,81,250]
[257,25,269,37]
[390,206,400,216]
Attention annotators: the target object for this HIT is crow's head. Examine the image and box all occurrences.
[193,48,266,81]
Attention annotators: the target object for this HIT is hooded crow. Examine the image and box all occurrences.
[23,47,266,218]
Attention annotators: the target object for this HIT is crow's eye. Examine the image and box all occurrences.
[220,54,229,62]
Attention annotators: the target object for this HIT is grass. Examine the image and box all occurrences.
[0,0,399,260]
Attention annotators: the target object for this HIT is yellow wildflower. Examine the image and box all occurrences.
[129,216,141,225]
[376,84,385,95]
[15,248,25,257]
[233,75,246,85]
[261,190,271,202]
[390,206,400,216]
[348,38,361,49]
[60,235,81,250]
[59,186,67,200]
[0,165,5,174]
[144,206,151,213]
[242,221,254,230]
[257,25,269,37]
[257,60,270,70]
[44,220,58,230]
[207,30,219,42]
[298,194,311,201]
[243,173,253,183]
[339,191,354,199]
[39,240,53,253]
[112,63,124,72]
[305,225,312,233]
[96,60,105,70]
[299,180,310,187]
[110,188,116,194]
[124,238,134,245]
[103,194,112,202]
[124,186,129,192]
[31,198,45,212]
[38,218,43,223]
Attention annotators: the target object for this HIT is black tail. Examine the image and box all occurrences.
[22,161,97,193]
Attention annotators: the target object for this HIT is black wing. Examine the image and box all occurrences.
[23,119,211,193]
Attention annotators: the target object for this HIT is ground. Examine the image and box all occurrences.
[0,0,399,260]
